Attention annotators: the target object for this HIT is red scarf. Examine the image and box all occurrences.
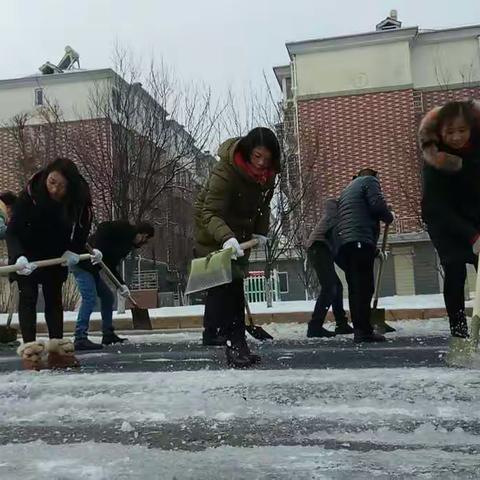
[234,152,275,185]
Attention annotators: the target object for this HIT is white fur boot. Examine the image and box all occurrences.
[17,341,45,370]
[46,338,79,369]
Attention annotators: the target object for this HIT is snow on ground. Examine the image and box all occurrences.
[0,293,461,327]
[0,368,477,427]
[0,368,479,478]
[0,442,478,480]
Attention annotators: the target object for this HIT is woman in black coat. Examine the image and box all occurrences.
[419,100,480,338]
[7,158,93,368]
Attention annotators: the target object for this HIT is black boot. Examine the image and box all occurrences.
[74,337,104,351]
[353,329,386,343]
[449,311,469,338]
[307,322,336,338]
[102,329,127,345]
[202,329,227,346]
[225,339,259,368]
[335,317,354,335]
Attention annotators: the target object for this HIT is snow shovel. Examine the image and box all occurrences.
[0,284,18,345]
[86,244,152,330]
[244,293,273,341]
[371,223,396,334]
[446,256,480,366]
[0,253,93,275]
[185,238,259,295]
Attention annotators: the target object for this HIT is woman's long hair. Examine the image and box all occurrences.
[38,158,92,222]
[236,127,281,172]
[436,100,480,146]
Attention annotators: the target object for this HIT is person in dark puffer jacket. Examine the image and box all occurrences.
[6,158,93,369]
[419,99,480,338]
[305,198,353,338]
[335,168,394,343]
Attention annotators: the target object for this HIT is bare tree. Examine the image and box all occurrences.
[219,75,318,306]
[73,47,220,225]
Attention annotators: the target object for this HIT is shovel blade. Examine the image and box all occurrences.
[246,324,273,341]
[131,307,152,330]
[185,249,233,295]
[0,326,18,344]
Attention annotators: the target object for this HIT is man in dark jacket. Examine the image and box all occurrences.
[336,168,394,343]
[306,198,353,338]
[72,220,154,350]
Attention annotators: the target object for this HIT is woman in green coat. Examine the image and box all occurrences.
[194,127,281,367]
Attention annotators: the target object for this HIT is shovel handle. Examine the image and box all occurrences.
[373,223,390,309]
[244,293,255,328]
[0,253,92,275]
[86,243,139,308]
[240,239,259,251]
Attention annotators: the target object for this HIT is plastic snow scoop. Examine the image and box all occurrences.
[245,293,273,341]
[0,253,92,275]
[371,223,396,334]
[446,255,480,367]
[185,238,259,295]
[86,244,152,330]
[0,283,18,345]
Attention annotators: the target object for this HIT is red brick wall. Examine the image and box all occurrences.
[297,86,480,233]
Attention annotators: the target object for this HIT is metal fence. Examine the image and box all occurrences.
[131,270,159,290]
[244,270,279,303]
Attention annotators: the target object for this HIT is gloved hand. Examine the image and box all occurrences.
[15,256,37,276]
[62,250,80,267]
[90,248,103,265]
[472,235,480,255]
[222,237,244,259]
[376,249,389,262]
[118,285,131,298]
[252,234,268,247]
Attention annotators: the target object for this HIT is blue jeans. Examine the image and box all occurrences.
[72,267,114,339]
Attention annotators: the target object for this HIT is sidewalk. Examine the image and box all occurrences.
[0,294,459,333]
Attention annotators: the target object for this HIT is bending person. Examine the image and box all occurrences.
[72,220,154,350]
[420,100,480,338]
[7,158,93,369]
[306,198,353,338]
[194,127,280,367]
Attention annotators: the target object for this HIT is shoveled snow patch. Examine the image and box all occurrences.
[0,368,479,426]
[118,318,451,344]
[0,442,478,479]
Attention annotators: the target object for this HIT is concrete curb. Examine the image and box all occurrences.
[6,307,454,334]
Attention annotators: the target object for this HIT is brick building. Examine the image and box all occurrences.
[274,12,480,296]
[0,53,215,296]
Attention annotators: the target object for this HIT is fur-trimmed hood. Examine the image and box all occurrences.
[418,100,480,172]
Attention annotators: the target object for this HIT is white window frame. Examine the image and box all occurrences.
[34,87,44,107]
[277,271,289,294]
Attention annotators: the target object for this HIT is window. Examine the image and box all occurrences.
[34,88,44,106]
[112,87,121,112]
[278,272,289,294]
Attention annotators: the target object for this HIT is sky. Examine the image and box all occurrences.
[0,0,479,97]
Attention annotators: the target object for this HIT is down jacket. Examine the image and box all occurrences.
[306,198,338,251]
[336,176,393,249]
[420,101,480,264]
[194,137,279,260]
[6,168,92,281]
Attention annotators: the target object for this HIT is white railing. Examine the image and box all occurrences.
[131,270,158,290]
[245,270,279,303]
